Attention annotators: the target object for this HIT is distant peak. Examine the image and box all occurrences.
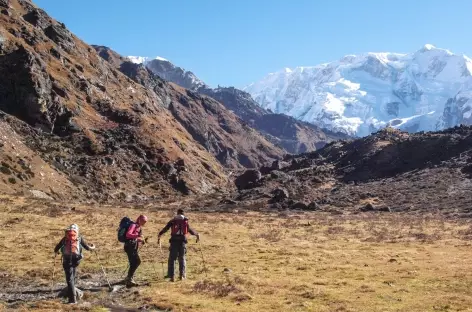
[423,44,436,51]
[418,44,453,56]
[126,55,169,65]
[284,67,292,73]
[127,56,148,64]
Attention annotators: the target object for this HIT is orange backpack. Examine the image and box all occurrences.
[62,228,81,256]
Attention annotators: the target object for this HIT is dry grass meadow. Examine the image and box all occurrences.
[1,195,472,311]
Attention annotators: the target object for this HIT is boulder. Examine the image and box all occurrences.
[360,203,375,212]
[234,169,262,190]
[291,202,308,210]
[307,201,319,211]
[271,187,289,202]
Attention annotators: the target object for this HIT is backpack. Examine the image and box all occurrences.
[62,228,81,256]
[118,217,134,243]
[171,218,189,236]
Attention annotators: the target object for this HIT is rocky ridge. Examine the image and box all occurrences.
[230,126,472,217]
[0,0,285,201]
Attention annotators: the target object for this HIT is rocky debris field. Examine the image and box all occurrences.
[230,126,472,217]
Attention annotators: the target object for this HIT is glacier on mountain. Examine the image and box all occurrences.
[244,45,472,136]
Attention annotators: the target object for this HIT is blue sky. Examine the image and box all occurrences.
[35,0,472,88]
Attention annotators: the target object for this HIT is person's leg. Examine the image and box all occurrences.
[73,260,83,300]
[126,246,139,280]
[133,250,141,276]
[63,260,76,303]
[167,242,178,280]
[178,242,187,279]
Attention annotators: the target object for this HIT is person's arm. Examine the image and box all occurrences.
[188,223,200,242]
[126,223,142,241]
[188,225,198,236]
[54,238,65,254]
[80,236,95,251]
[158,221,173,237]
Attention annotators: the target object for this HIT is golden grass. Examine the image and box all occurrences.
[1,195,472,311]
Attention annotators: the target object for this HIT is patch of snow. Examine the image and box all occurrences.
[423,44,436,51]
[127,56,149,64]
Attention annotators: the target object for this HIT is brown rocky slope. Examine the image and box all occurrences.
[230,126,472,217]
[93,45,284,168]
[0,0,285,201]
[141,57,349,154]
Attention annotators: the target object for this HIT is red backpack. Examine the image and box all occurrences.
[62,227,81,256]
[171,218,189,236]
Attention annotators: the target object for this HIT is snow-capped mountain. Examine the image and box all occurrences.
[244,44,472,136]
[127,56,207,91]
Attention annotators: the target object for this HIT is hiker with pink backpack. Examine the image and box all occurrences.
[117,215,148,287]
[54,224,96,304]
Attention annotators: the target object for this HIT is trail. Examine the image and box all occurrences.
[0,276,156,309]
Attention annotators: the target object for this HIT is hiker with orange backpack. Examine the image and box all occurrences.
[54,224,95,304]
[117,215,148,287]
[157,209,199,281]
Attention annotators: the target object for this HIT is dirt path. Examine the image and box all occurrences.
[0,274,165,311]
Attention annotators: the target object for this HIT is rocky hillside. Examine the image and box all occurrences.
[0,0,284,201]
[132,57,346,154]
[231,126,472,217]
[93,46,284,168]
[198,86,348,154]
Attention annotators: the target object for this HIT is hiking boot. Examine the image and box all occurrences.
[169,277,175,282]
[126,278,139,287]
[179,275,186,281]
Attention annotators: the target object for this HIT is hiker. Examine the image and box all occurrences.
[54,224,96,304]
[121,215,147,287]
[157,209,200,281]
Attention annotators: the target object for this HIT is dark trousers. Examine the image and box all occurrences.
[167,240,186,278]
[62,256,80,303]
[125,243,141,279]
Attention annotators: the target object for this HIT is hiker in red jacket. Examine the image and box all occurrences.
[157,209,199,281]
[124,215,147,287]
[54,224,95,304]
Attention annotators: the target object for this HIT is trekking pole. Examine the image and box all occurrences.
[94,250,112,290]
[198,242,208,277]
[158,241,165,278]
[143,238,159,280]
[51,254,57,294]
